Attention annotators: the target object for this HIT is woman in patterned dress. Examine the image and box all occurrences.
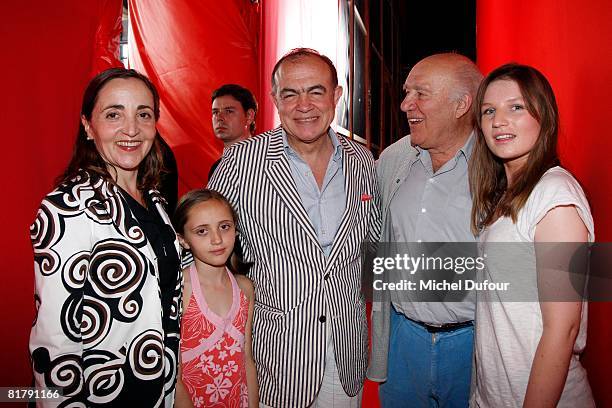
[29,68,182,407]
[172,189,257,408]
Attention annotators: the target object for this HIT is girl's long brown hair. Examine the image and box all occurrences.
[470,63,560,234]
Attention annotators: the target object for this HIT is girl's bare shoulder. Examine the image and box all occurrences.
[181,267,193,306]
[182,267,192,285]
[234,274,254,299]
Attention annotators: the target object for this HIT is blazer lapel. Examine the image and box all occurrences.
[264,129,322,250]
[384,156,413,218]
[326,138,361,267]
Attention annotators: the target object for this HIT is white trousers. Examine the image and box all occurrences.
[260,325,363,408]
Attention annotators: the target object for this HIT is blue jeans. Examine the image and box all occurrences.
[379,307,473,408]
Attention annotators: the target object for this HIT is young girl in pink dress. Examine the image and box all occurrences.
[173,189,258,408]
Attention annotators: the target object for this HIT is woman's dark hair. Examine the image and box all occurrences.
[470,63,560,234]
[58,67,165,191]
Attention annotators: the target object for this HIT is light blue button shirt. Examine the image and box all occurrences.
[388,134,477,324]
[283,129,346,256]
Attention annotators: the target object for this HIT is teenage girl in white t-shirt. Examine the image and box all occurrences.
[469,63,595,407]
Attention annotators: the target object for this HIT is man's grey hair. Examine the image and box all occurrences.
[448,55,483,102]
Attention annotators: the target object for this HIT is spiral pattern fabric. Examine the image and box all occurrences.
[29,171,182,407]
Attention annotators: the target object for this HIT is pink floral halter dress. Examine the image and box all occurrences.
[180,264,249,407]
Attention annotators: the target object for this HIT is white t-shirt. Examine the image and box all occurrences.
[471,167,595,408]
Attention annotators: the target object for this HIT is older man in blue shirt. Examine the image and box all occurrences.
[368,53,483,407]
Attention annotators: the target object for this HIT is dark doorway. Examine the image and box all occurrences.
[366,0,477,153]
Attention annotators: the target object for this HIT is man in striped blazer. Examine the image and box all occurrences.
[208,48,381,407]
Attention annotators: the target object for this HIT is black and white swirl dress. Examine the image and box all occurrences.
[29,170,182,407]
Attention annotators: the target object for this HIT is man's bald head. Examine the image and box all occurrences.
[415,53,482,103]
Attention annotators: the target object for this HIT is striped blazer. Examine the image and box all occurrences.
[208,127,381,407]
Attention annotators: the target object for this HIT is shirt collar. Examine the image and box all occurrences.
[457,131,476,161]
[282,128,343,162]
[413,130,476,164]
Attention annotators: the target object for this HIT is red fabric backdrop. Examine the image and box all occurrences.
[259,0,280,132]
[3,2,610,406]
[0,0,123,394]
[128,0,261,195]
[477,1,612,406]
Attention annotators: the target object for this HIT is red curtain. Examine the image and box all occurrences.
[0,0,122,392]
[128,0,261,195]
[477,0,612,405]
[259,0,280,132]
[4,2,610,406]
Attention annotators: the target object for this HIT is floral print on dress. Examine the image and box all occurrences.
[181,265,249,407]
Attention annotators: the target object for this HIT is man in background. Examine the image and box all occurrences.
[209,83,257,178]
